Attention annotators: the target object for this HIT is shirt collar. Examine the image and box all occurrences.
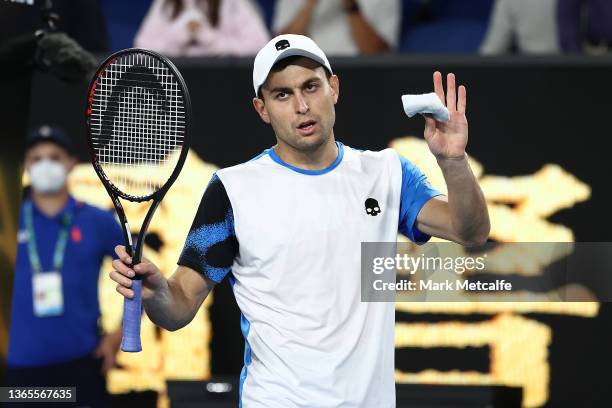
[267,141,344,175]
[28,195,77,221]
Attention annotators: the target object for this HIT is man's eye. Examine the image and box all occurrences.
[306,83,318,91]
[276,92,288,100]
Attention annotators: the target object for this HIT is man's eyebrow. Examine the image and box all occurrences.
[303,77,322,86]
[268,77,322,94]
[268,86,292,94]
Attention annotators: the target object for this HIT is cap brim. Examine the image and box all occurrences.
[26,137,74,155]
[256,49,332,96]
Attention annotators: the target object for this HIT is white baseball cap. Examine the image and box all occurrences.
[252,34,333,97]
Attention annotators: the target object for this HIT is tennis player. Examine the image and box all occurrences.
[110,34,489,407]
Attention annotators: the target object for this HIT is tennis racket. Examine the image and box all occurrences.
[85,49,191,352]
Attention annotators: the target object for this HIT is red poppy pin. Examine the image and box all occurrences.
[71,226,82,243]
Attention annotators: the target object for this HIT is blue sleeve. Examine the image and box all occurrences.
[178,174,238,283]
[398,154,443,244]
[103,209,124,259]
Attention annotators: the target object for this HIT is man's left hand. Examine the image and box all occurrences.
[94,329,122,374]
[423,72,468,160]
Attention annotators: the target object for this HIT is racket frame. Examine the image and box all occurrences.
[85,48,192,352]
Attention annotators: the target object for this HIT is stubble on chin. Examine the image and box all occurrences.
[286,129,333,154]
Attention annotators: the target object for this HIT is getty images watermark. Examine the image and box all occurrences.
[361,242,612,302]
[371,252,513,291]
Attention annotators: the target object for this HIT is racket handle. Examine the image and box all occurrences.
[121,279,142,352]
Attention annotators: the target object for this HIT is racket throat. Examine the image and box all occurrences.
[124,221,141,266]
[125,221,133,247]
[132,199,162,265]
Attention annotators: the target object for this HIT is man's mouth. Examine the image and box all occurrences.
[296,120,317,135]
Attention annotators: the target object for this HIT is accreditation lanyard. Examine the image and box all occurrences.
[24,201,73,275]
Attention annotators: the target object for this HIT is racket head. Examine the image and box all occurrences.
[85,48,192,203]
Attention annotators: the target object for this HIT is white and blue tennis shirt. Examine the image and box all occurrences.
[178,141,441,408]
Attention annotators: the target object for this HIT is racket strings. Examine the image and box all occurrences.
[89,52,186,199]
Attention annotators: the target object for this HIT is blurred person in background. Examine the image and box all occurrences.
[134,0,270,56]
[0,0,109,53]
[0,1,100,381]
[558,0,612,55]
[480,0,560,54]
[273,0,400,55]
[4,126,124,408]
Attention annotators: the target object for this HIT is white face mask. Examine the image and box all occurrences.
[28,159,68,194]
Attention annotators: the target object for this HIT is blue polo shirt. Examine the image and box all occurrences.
[8,196,123,367]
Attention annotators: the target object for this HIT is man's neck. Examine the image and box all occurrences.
[274,136,338,171]
[31,189,70,217]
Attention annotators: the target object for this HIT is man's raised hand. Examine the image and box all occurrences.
[423,71,469,160]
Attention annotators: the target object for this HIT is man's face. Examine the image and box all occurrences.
[253,58,339,153]
[25,142,76,194]
[25,142,74,172]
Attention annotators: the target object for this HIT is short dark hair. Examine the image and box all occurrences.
[257,56,332,100]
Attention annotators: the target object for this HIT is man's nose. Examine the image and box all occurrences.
[293,92,309,114]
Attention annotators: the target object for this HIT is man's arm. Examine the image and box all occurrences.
[414,71,490,246]
[110,173,236,331]
[111,248,215,332]
[416,160,489,246]
[142,265,215,331]
[344,0,390,54]
[276,0,318,36]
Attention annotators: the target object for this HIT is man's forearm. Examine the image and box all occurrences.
[346,11,389,54]
[278,1,317,35]
[438,155,490,245]
[142,278,198,331]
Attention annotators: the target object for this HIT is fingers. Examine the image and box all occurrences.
[114,245,132,265]
[111,246,160,299]
[433,71,444,104]
[110,266,134,299]
[111,258,134,278]
[109,270,132,287]
[116,284,134,299]
[458,85,467,114]
[110,254,136,299]
[112,246,155,274]
[434,72,465,114]
[133,261,158,276]
[446,73,456,112]
[113,246,154,276]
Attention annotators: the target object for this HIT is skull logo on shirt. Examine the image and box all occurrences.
[365,198,381,216]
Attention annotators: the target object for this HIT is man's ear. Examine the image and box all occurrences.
[252,97,271,124]
[329,74,339,105]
